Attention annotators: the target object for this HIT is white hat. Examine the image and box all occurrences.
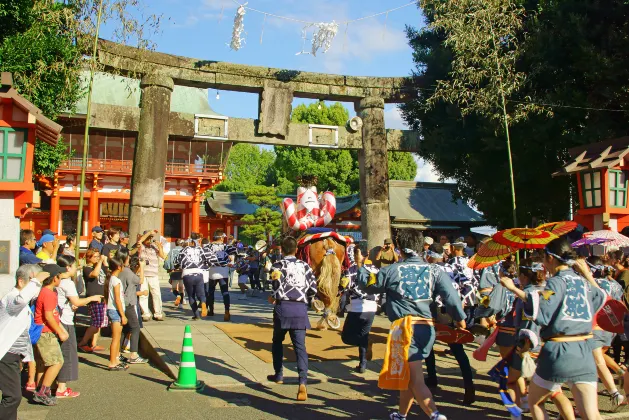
[424,237,434,245]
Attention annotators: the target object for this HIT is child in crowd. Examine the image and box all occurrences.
[33,264,69,406]
[78,248,108,352]
[105,257,128,371]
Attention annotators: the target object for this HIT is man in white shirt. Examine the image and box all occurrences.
[0,265,50,420]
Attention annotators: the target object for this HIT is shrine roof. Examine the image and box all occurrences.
[388,181,484,225]
[70,71,222,116]
[554,136,629,176]
[203,181,485,226]
[0,72,62,145]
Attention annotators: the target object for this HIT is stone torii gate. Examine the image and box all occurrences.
[96,40,420,250]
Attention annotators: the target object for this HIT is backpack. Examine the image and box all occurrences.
[29,304,44,345]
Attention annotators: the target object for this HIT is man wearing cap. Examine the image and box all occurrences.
[375,238,399,269]
[32,264,70,406]
[19,229,42,266]
[134,230,166,321]
[0,264,47,418]
[36,234,60,264]
[89,226,104,253]
[119,231,130,249]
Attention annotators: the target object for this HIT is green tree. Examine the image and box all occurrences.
[273,102,417,196]
[214,144,275,192]
[0,0,162,176]
[401,0,629,227]
[34,140,72,177]
[239,186,282,240]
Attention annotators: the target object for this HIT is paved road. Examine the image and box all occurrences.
[15,279,629,419]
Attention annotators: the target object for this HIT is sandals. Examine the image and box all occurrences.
[108,363,129,371]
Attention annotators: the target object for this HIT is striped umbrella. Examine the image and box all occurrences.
[537,221,578,237]
[468,254,507,270]
[467,239,516,269]
[493,228,558,250]
[583,230,629,248]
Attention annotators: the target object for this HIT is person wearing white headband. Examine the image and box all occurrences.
[500,238,608,420]
[357,232,466,420]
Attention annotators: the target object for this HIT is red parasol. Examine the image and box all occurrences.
[468,239,516,269]
[537,221,578,237]
[493,228,558,250]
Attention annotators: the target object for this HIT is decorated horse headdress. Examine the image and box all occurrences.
[281,175,337,231]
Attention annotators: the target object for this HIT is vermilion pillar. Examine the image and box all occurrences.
[191,198,200,235]
[50,190,60,234]
[88,190,99,232]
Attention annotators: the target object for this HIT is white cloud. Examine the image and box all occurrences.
[384,106,406,130]
[383,107,453,184]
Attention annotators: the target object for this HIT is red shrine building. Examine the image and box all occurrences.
[556,137,629,232]
[22,72,231,242]
[0,72,61,293]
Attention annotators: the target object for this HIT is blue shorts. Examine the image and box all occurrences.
[408,324,436,362]
[107,309,122,323]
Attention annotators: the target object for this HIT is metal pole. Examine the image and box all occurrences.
[75,0,104,262]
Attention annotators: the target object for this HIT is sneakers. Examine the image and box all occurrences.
[56,388,80,398]
[611,392,626,411]
[430,413,447,420]
[25,382,37,392]
[520,396,529,412]
[224,311,231,322]
[174,296,182,307]
[355,364,367,373]
[389,412,407,420]
[108,364,129,371]
[201,302,208,317]
[142,316,151,322]
[127,356,148,364]
[33,392,56,406]
[267,373,284,384]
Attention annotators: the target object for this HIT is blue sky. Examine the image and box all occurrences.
[101,0,442,182]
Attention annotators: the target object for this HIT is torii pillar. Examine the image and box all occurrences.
[128,74,173,242]
[357,97,391,251]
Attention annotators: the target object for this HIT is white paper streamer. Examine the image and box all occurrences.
[310,21,338,56]
[229,4,247,51]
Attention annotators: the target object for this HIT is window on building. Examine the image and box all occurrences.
[609,170,628,208]
[62,210,79,235]
[582,171,602,208]
[0,128,26,181]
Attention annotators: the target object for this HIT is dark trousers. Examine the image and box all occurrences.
[0,352,21,420]
[464,306,476,328]
[425,343,474,386]
[272,323,308,384]
[341,311,375,367]
[183,274,206,315]
[206,279,230,311]
[338,291,349,316]
[611,335,629,364]
[121,304,141,352]
[248,269,261,290]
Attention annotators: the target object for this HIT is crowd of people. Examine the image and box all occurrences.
[4,224,629,420]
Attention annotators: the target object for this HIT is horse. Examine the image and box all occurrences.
[296,233,347,330]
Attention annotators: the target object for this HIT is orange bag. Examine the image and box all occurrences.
[378,316,414,390]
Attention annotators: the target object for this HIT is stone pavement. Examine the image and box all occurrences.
[14,277,629,419]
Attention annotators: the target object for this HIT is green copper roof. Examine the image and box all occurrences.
[72,72,221,116]
[203,181,484,226]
